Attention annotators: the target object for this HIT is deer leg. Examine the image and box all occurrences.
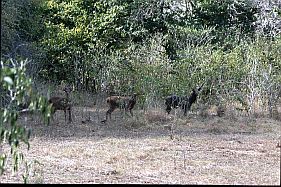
[68,107,72,123]
[51,109,56,123]
[183,104,187,116]
[64,109,67,122]
[106,106,116,121]
[124,103,131,117]
[187,102,192,110]
[166,105,172,114]
[101,106,114,123]
[129,109,133,117]
[183,102,192,116]
[121,102,128,117]
[126,101,135,117]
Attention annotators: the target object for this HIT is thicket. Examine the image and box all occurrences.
[32,0,280,114]
[1,0,281,180]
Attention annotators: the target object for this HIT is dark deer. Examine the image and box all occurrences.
[48,85,72,123]
[101,93,137,123]
[165,83,204,116]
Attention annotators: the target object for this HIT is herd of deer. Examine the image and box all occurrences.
[23,83,281,149]
[46,83,204,124]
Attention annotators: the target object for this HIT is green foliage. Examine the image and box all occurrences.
[1,0,46,57]
[116,34,280,110]
[39,0,192,83]
[0,59,51,177]
[39,0,134,84]
[1,0,20,55]
[2,0,280,116]
[191,0,258,45]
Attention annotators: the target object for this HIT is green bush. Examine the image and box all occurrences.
[0,59,51,182]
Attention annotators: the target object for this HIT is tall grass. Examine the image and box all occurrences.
[96,34,281,118]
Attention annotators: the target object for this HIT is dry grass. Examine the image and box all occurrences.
[0,104,280,184]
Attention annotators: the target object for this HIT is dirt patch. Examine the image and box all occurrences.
[0,106,280,184]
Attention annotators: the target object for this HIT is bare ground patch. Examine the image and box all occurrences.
[0,106,280,184]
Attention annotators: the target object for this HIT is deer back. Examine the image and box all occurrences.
[106,95,134,108]
[49,97,70,110]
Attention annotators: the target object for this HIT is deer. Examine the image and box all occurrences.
[165,83,204,116]
[101,93,137,123]
[48,85,72,123]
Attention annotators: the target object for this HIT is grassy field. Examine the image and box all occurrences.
[0,103,280,184]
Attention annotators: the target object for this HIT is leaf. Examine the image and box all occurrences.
[4,76,13,85]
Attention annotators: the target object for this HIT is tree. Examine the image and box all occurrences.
[190,0,258,46]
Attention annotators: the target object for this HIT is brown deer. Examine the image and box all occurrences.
[48,85,72,123]
[101,93,137,123]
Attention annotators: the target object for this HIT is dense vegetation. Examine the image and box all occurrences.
[1,0,281,181]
